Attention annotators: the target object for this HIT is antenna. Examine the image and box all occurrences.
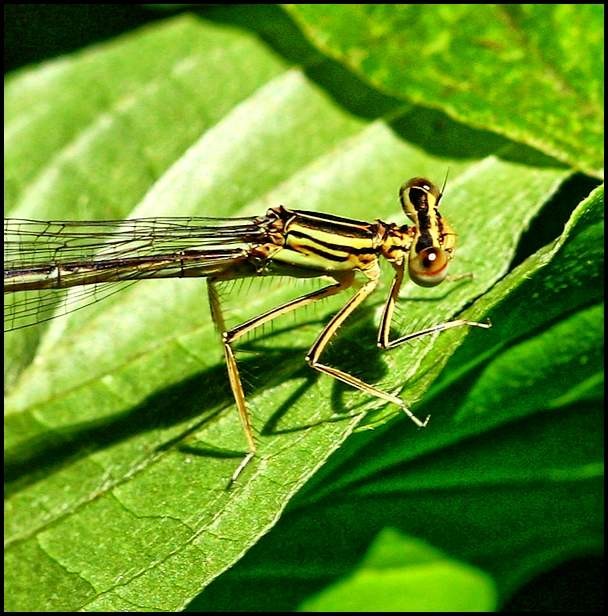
[440,167,450,197]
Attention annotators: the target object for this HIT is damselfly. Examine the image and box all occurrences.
[4,177,490,481]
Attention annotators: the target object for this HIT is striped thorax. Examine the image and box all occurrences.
[258,176,455,288]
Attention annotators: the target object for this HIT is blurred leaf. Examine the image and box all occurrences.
[299,529,497,611]
[286,4,604,177]
[187,186,603,611]
[3,6,592,612]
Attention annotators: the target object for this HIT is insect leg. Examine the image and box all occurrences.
[208,276,351,482]
[306,265,429,428]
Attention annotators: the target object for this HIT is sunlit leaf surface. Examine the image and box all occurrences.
[287,4,604,177]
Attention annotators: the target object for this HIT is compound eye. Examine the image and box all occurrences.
[400,177,441,220]
[404,177,439,195]
[409,247,449,287]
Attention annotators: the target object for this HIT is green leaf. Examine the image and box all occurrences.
[4,6,592,612]
[187,186,603,611]
[286,4,604,178]
[299,529,497,612]
[301,185,604,526]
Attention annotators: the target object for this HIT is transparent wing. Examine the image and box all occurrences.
[4,215,266,267]
[4,281,141,331]
[4,215,269,331]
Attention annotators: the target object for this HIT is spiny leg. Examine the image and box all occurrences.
[377,262,491,351]
[376,261,405,350]
[208,277,352,483]
[305,265,429,428]
[224,277,353,344]
[208,280,256,483]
